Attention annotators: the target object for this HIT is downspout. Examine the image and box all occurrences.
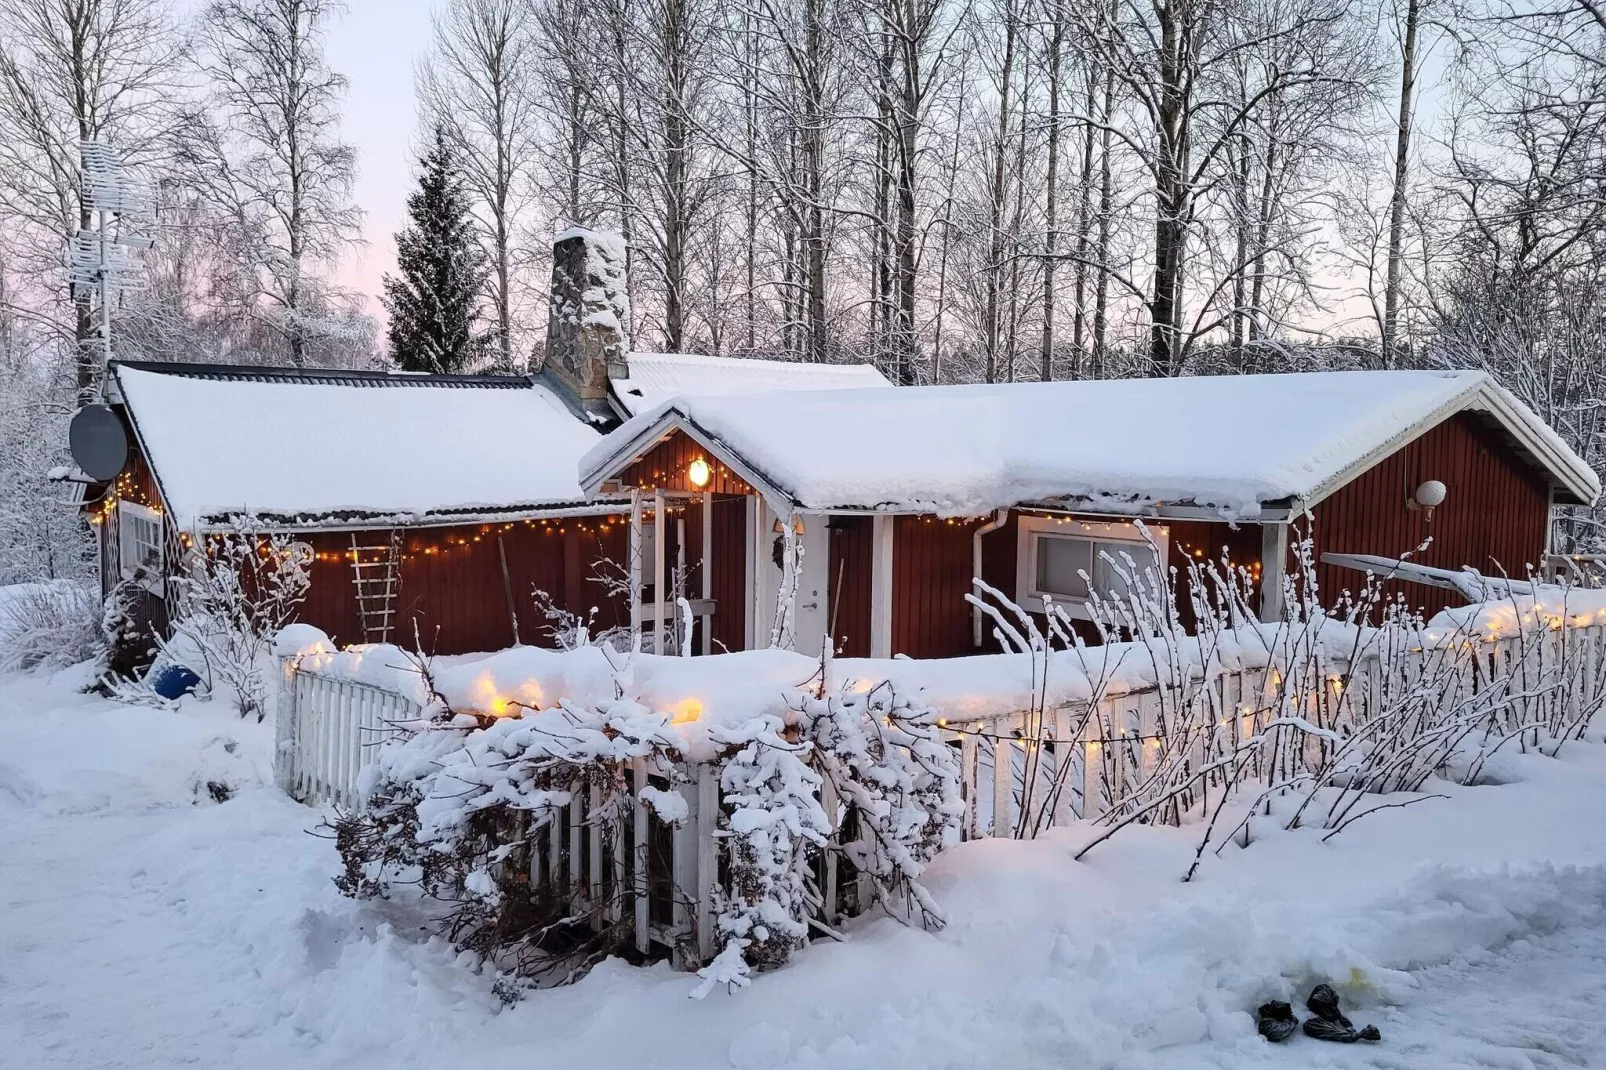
[971,509,1009,648]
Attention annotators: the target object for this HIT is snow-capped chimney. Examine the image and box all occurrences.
[545,228,630,418]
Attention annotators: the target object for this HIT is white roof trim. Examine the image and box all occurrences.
[580,407,795,509]
[1301,378,1599,509]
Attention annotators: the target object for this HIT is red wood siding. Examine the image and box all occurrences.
[709,494,749,653]
[828,516,874,656]
[618,429,754,495]
[1311,412,1551,617]
[1167,519,1263,625]
[892,515,989,658]
[297,517,630,655]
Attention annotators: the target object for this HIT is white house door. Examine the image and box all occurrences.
[791,515,831,657]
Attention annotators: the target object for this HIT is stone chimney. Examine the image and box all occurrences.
[545,228,630,420]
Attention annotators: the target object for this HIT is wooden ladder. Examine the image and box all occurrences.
[349,530,401,644]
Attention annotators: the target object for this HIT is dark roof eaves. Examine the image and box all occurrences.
[111,359,534,390]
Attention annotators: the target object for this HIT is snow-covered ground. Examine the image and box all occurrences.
[4,661,1606,1069]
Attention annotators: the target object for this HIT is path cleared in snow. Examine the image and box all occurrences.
[5,665,1606,1070]
[1154,920,1606,1069]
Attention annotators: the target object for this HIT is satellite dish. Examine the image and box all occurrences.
[69,404,129,481]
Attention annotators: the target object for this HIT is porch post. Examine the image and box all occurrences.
[744,496,760,649]
[1259,521,1288,623]
[629,489,643,642]
[870,514,894,658]
[653,488,667,654]
[701,490,713,654]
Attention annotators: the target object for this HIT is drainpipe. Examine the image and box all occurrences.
[971,509,1010,648]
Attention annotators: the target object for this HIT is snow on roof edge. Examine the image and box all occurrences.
[115,364,607,529]
[581,370,1600,516]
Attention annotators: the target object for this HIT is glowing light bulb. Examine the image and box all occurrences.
[688,457,712,488]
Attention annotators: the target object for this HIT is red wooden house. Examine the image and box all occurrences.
[77,228,1599,662]
[79,231,891,655]
[578,370,1601,658]
[88,361,632,653]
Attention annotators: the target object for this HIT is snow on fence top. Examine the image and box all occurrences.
[276,620,1311,761]
[277,582,1606,762]
[611,352,891,415]
[114,364,610,529]
[583,369,1599,518]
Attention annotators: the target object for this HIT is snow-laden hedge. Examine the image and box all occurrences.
[330,664,961,995]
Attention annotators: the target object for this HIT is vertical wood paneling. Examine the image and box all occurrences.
[618,430,754,495]
[828,516,874,657]
[891,515,987,658]
[709,494,748,652]
[294,515,631,655]
[1312,412,1550,618]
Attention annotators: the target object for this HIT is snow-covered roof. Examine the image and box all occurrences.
[112,362,619,530]
[610,352,891,416]
[582,370,1600,519]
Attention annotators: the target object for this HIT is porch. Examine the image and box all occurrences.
[612,428,1280,659]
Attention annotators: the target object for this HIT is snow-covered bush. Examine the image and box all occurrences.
[335,695,687,984]
[694,683,962,995]
[0,579,103,672]
[328,648,964,994]
[704,714,830,981]
[798,685,963,926]
[161,523,311,719]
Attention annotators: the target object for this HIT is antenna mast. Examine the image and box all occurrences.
[69,140,150,380]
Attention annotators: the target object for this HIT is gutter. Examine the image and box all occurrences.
[971,509,1009,648]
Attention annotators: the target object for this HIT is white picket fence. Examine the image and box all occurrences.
[275,621,1606,955]
[274,660,422,809]
[965,623,1606,838]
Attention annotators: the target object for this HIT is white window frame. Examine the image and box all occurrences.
[117,499,165,592]
[1014,516,1168,619]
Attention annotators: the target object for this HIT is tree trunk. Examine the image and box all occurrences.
[1382,0,1421,368]
[1040,0,1065,382]
[1148,0,1188,377]
[1091,67,1114,379]
[984,0,1019,383]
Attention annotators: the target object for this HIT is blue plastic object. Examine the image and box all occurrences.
[150,664,202,700]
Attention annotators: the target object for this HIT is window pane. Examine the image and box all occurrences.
[1035,536,1091,598]
[1091,540,1159,600]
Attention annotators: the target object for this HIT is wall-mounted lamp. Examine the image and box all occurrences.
[1408,479,1447,521]
[687,457,711,488]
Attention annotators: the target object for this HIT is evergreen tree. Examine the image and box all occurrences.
[381,126,489,372]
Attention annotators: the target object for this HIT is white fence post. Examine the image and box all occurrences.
[273,656,298,793]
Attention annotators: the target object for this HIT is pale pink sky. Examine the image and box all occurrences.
[324,0,439,322]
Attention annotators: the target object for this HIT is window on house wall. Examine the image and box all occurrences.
[117,500,164,588]
[1016,516,1166,617]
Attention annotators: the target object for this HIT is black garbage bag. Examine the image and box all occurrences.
[1306,983,1346,1022]
[1303,984,1381,1043]
[1256,1001,1298,1042]
[1303,1017,1382,1043]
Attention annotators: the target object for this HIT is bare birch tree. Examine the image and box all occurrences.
[419,0,540,369]
[0,0,181,400]
[188,0,362,367]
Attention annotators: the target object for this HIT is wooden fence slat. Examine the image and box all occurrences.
[695,764,718,962]
[633,760,650,954]
[1052,706,1075,826]
[960,730,980,839]
[991,723,1012,838]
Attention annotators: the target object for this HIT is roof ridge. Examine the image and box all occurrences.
[627,351,879,369]
[112,359,534,389]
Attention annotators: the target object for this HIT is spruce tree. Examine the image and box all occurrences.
[381,127,489,373]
